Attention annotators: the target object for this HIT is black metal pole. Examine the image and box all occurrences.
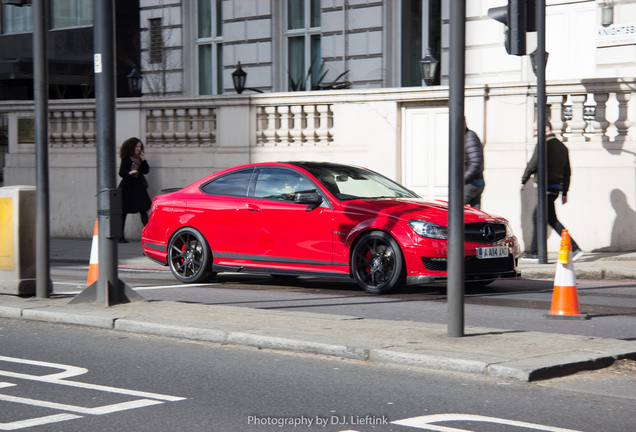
[33,0,50,298]
[69,4,145,306]
[537,0,548,264]
[448,0,466,337]
[95,0,119,304]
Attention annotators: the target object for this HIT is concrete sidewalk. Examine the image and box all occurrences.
[0,237,634,383]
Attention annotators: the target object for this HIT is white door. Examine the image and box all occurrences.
[401,106,449,200]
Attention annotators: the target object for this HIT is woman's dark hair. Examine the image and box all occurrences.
[120,137,143,159]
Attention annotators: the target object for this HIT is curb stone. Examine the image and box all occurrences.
[3,300,636,382]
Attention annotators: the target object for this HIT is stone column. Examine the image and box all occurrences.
[567,94,588,142]
[588,92,610,144]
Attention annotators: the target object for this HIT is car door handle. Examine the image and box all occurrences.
[245,204,261,212]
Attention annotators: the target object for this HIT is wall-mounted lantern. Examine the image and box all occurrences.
[126,67,142,96]
[602,3,614,27]
[419,48,439,86]
[232,62,247,94]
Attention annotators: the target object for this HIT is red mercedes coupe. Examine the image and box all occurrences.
[141,162,520,294]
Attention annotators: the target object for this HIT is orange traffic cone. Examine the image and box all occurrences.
[86,219,99,286]
[543,230,589,320]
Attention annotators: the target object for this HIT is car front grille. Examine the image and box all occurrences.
[464,222,507,244]
[423,259,448,272]
[422,255,514,274]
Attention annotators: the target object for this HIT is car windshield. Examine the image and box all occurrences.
[300,164,419,201]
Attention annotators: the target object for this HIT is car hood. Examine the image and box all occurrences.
[339,198,506,226]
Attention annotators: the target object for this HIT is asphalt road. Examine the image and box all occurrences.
[1,318,635,432]
[50,263,636,340]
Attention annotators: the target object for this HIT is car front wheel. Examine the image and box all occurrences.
[351,231,405,294]
[168,228,216,283]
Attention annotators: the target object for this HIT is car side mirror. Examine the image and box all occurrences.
[294,190,323,205]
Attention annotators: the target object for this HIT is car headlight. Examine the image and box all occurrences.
[505,221,515,239]
[408,220,448,240]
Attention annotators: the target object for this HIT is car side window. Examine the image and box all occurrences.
[200,169,253,197]
[254,168,308,202]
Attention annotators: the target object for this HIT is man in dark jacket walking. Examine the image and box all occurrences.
[464,121,485,209]
[520,121,584,261]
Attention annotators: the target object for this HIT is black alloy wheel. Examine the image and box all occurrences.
[351,231,405,294]
[168,228,217,283]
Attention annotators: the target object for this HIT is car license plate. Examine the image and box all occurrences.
[476,246,509,259]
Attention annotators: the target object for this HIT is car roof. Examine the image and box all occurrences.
[215,161,366,172]
[283,161,366,171]
[199,162,370,186]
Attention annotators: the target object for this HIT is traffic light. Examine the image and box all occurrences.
[488,0,537,56]
[525,0,537,32]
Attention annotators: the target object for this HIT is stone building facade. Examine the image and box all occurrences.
[1,0,636,254]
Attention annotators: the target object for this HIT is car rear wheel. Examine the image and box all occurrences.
[168,228,217,283]
[351,231,405,294]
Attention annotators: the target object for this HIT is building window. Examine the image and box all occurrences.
[52,0,93,29]
[1,4,32,34]
[196,0,223,95]
[149,18,163,64]
[286,0,321,91]
[401,0,441,87]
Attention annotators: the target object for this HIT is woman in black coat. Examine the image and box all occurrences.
[118,137,151,243]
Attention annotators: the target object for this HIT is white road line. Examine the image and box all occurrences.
[0,414,82,431]
[0,356,185,402]
[52,282,218,292]
[0,370,185,402]
[392,414,583,432]
[0,394,163,415]
[0,356,185,430]
[134,283,218,290]
[0,356,88,380]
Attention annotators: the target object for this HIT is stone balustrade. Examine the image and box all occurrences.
[257,104,333,146]
[49,108,95,147]
[0,99,332,150]
[2,80,634,150]
[543,79,636,145]
[145,107,216,147]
